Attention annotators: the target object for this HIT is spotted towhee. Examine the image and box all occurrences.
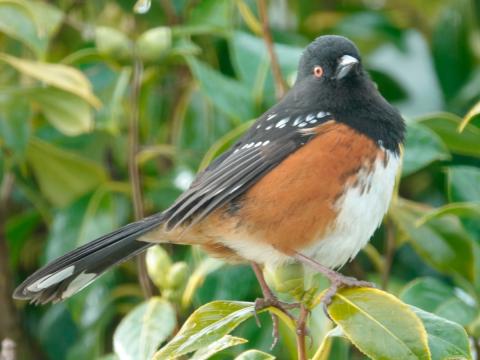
[14,36,405,309]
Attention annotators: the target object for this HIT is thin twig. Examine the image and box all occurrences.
[159,0,178,25]
[129,57,155,298]
[296,304,309,360]
[256,0,288,99]
[381,218,396,290]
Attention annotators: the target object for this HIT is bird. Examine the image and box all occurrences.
[14,35,405,319]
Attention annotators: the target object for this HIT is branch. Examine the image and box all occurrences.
[129,57,155,298]
[256,0,288,100]
[296,304,309,360]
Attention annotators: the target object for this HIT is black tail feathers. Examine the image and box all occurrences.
[13,214,164,305]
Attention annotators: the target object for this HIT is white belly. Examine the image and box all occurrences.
[303,150,400,268]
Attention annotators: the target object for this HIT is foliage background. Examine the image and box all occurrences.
[1,0,480,359]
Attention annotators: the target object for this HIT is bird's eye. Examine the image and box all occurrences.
[313,66,323,78]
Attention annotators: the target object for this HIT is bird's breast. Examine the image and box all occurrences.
[213,122,401,267]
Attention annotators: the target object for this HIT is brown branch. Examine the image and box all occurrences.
[129,57,155,298]
[159,0,178,25]
[296,304,309,360]
[381,218,396,290]
[256,0,288,100]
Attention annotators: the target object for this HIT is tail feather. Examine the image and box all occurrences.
[13,214,164,305]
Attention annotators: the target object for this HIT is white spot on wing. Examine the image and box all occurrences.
[275,118,289,128]
[262,140,270,146]
[293,117,302,126]
[266,114,277,121]
[62,272,97,299]
[26,266,75,292]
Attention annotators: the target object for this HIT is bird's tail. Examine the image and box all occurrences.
[13,214,164,305]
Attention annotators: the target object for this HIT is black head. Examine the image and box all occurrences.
[284,35,405,153]
[296,35,364,84]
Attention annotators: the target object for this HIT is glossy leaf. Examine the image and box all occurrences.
[412,306,472,360]
[186,57,255,122]
[231,31,302,105]
[0,96,30,160]
[114,297,176,360]
[0,53,101,107]
[44,189,129,262]
[154,301,256,359]
[327,287,430,360]
[402,123,450,176]
[26,137,107,207]
[417,113,480,157]
[190,336,247,360]
[459,99,480,132]
[29,87,93,136]
[432,3,474,99]
[448,166,480,202]
[390,199,474,281]
[400,278,477,325]
[234,349,276,360]
[182,257,224,308]
[417,203,480,226]
[0,0,62,58]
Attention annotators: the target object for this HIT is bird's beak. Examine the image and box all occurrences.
[334,55,359,80]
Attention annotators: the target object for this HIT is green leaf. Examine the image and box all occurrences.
[26,137,107,207]
[402,123,450,176]
[154,301,256,359]
[0,53,101,107]
[187,0,233,30]
[0,96,30,160]
[327,287,430,360]
[459,99,480,132]
[234,349,276,360]
[448,166,480,202]
[186,57,255,122]
[44,189,129,262]
[417,113,480,157]
[412,306,472,360]
[231,31,302,106]
[114,297,176,360]
[182,257,224,308]
[190,336,247,360]
[390,199,474,281]
[29,87,93,136]
[400,278,477,326]
[0,0,63,58]
[432,3,474,99]
[417,203,480,226]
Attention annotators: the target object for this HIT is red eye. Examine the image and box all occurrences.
[313,66,323,78]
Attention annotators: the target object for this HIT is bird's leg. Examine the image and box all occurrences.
[251,262,298,348]
[293,252,374,310]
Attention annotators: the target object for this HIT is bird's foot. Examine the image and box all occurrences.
[254,295,300,349]
[292,252,375,317]
[320,273,375,318]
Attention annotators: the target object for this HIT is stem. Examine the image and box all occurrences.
[296,304,309,360]
[256,0,288,99]
[129,57,155,298]
[159,0,178,25]
[381,219,396,290]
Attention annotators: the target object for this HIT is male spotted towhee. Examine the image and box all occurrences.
[14,36,405,314]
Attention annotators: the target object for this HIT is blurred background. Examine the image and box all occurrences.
[1,0,480,359]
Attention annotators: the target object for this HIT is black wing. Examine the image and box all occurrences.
[163,109,333,229]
